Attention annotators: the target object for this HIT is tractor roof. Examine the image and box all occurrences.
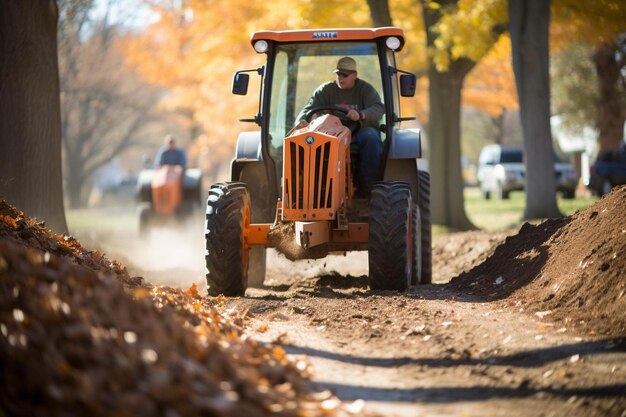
[250,27,406,51]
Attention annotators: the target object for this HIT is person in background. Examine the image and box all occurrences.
[295,57,384,196]
[154,135,187,170]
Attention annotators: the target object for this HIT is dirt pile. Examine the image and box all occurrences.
[0,201,347,416]
[432,230,513,283]
[450,186,626,337]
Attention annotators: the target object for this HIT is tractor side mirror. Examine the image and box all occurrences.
[232,72,249,95]
[400,74,416,97]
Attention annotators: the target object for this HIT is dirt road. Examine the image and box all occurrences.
[227,245,624,416]
[84,221,625,417]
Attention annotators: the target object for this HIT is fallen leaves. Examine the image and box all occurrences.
[255,322,269,333]
[186,282,201,298]
[0,200,349,416]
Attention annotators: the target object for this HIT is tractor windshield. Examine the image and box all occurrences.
[267,41,384,170]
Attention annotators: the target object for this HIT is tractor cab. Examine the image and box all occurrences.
[205,28,431,296]
[231,28,418,214]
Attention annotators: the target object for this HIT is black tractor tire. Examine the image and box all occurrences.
[411,204,422,286]
[415,170,432,285]
[137,171,153,204]
[247,246,267,288]
[138,204,152,238]
[368,182,412,291]
[205,182,250,296]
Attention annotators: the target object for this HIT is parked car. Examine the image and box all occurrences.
[477,145,524,199]
[554,156,578,199]
[587,144,626,196]
[477,144,578,199]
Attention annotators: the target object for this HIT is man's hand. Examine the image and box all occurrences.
[346,109,361,121]
[295,119,309,129]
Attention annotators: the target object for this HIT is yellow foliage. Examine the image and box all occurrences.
[431,0,508,72]
[552,0,626,50]
[428,0,625,116]
[430,0,626,73]
[463,35,517,116]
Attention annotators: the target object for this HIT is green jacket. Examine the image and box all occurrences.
[296,79,384,130]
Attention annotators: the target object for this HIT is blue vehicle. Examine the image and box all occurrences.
[587,144,626,196]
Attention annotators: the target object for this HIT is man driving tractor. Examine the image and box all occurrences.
[295,57,384,196]
[137,134,201,236]
[154,135,187,170]
[204,28,431,295]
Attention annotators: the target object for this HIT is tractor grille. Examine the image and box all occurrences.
[284,136,337,216]
[287,141,305,210]
[156,188,170,206]
[312,142,333,209]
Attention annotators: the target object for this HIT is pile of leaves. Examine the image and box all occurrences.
[0,202,143,289]
[0,201,346,416]
[450,186,626,337]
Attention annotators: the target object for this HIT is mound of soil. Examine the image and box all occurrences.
[432,230,513,283]
[0,201,345,416]
[450,186,626,337]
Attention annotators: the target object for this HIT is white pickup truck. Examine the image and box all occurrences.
[477,144,578,199]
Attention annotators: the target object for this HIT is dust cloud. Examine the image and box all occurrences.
[130,226,206,288]
[69,207,370,292]
[69,208,206,289]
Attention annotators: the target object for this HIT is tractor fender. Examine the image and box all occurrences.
[231,131,262,185]
[182,168,202,190]
[229,131,272,223]
[234,131,262,161]
[182,168,203,204]
[136,169,154,203]
[388,128,421,159]
[231,159,273,223]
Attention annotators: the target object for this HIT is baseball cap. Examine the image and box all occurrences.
[334,57,357,73]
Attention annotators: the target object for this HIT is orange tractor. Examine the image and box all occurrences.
[137,165,202,235]
[205,28,430,295]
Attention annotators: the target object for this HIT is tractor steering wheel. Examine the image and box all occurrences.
[304,105,362,135]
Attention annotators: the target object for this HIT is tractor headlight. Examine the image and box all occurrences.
[386,36,401,51]
[254,40,269,53]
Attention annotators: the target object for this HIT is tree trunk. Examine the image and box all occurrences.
[494,110,505,145]
[593,42,625,153]
[0,1,68,233]
[422,1,476,230]
[508,0,561,220]
[427,62,477,229]
[65,162,85,209]
[366,0,393,27]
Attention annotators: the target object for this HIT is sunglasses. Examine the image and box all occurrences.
[336,71,354,78]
